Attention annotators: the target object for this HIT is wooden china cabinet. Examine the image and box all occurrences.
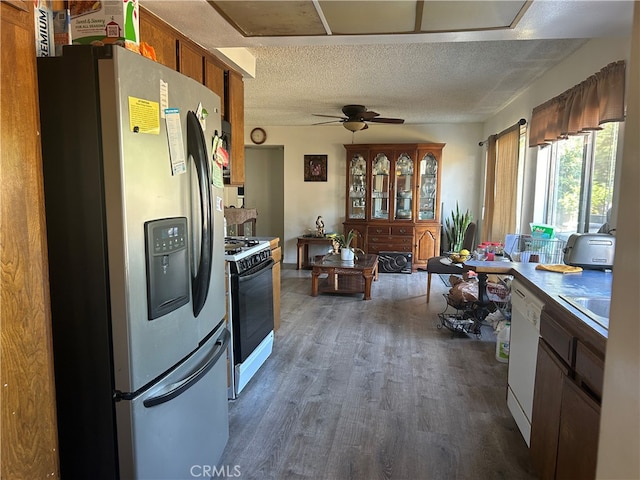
[342,143,444,271]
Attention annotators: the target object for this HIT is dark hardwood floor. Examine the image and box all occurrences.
[218,264,537,480]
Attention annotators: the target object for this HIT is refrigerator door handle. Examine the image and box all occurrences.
[187,111,213,317]
[143,329,230,408]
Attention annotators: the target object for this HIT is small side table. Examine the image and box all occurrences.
[296,236,334,269]
[310,254,379,300]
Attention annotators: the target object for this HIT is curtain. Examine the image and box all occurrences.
[529,60,626,147]
[482,124,520,243]
[481,135,497,243]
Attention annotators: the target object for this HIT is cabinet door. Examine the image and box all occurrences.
[416,150,439,221]
[178,40,204,83]
[556,376,600,480]
[226,70,245,185]
[370,150,392,220]
[2,1,60,476]
[346,150,368,220]
[139,8,177,70]
[205,58,225,117]
[530,339,568,480]
[271,246,281,331]
[393,151,415,221]
[414,225,440,268]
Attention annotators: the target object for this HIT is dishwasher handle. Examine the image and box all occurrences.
[511,282,544,329]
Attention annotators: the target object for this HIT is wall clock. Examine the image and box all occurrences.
[250,127,267,144]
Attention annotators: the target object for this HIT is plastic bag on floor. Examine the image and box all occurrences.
[486,309,506,332]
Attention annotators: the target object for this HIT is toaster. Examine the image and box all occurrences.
[563,233,616,269]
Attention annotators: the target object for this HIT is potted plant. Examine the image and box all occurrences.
[328,229,364,262]
[444,202,472,253]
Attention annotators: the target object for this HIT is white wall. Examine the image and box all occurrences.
[243,123,483,263]
[597,4,640,478]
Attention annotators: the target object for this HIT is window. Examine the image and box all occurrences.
[540,122,619,241]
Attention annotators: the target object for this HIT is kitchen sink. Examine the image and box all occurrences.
[559,295,610,328]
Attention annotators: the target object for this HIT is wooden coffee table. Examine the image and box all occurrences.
[310,254,379,300]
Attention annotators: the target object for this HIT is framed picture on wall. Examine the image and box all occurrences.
[304,154,327,182]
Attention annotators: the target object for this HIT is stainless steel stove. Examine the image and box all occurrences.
[224,237,271,263]
[223,237,274,397]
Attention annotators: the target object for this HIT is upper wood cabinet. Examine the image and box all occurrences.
[205,59,225,118]
[178,41,205,84]
[343,143,444,271]
[226,70,245,185]
[138,10,177,70]
[139,6,245,184]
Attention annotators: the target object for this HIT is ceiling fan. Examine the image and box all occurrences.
[313,105,405,132]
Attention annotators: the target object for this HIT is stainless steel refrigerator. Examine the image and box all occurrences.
[37,45,229,479]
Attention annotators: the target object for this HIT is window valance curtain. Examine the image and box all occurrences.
[529,60,626,147]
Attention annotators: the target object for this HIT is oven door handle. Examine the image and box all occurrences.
[238,258,274,282]
[187,111,212,318]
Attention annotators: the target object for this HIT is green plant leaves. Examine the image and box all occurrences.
[444,202,472,252]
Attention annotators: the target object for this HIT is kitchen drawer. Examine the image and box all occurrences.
[369,236,413,246]
[391,226,413,236]
[368,226,391,235]
[540,310,574,365]
[575,340,604,400]
[368,241,412,253]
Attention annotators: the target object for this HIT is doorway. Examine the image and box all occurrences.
[244,146,285,250]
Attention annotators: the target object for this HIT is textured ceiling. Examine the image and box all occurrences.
[140,0,634,127]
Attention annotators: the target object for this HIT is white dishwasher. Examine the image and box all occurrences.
[507,279,544,446]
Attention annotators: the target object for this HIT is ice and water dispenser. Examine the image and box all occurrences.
[144,217,190,320]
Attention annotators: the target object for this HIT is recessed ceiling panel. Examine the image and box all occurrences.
[209,1,326,37]
[421,1,529,32]
[320,1,418,35]
[208,0,530,38]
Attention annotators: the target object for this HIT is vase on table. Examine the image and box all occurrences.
[340,248,355,263]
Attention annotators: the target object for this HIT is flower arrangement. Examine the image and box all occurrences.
[327,229,364,260]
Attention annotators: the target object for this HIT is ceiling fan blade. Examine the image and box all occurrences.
[312,114,347,119]
[369,117,405,124]
[360,111,380,120]
[312,119,342,125]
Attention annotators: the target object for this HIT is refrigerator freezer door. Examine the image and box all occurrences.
[98,47,226,392]
[117,327,230,479]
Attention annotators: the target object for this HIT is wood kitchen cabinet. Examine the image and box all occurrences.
[343,143,444,271]
[2,1,60,476]
[205,59,226,118]
[270,239,282,331]
[139,9,177,70]
[139,6,245,184]
[225,70,246,186]
[530,303,605,480]
[178,40,205,83]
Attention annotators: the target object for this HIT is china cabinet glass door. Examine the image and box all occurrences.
[371,153,390,220]
[347,153,367,219]
[418,152,438,220]
[394,153,414,220]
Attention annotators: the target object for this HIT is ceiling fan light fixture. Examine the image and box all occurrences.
[343,120,366,132]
